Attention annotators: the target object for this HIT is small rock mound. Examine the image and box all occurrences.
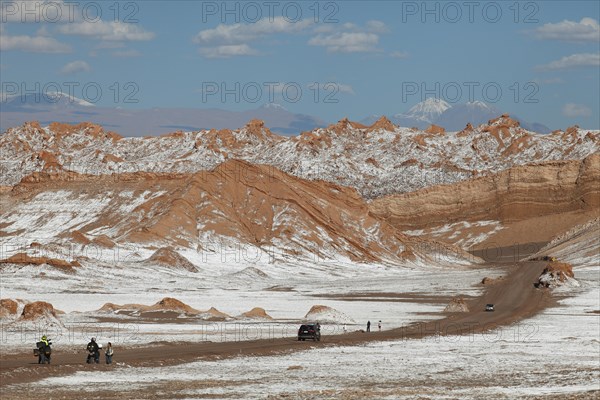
[145,248,198,272]
[97,302,130,313]
[198,307,231,321]
[304,305,355,324]
[148,297,199,314]
[0,253,80,272]
[17,301,65,328]
[536,262,579,288]
[20,301,57,320]
[444,297,469,313]
[98,297,200,316]
[239,307,273,320]
[0,299,21,319]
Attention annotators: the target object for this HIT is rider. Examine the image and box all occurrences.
[86,337,100,364]
[38,335,51,364]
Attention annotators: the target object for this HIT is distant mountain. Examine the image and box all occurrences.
[0,95,325,136]
[396,98,451,124]
[1,92,94,112]
[0,93,554,136]
[361,99,551,134]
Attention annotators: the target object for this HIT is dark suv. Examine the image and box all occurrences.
[298,323,321,341]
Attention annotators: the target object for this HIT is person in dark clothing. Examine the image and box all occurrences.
[37,335,52,364]
[366,320,371,332]
[86,337,100,364]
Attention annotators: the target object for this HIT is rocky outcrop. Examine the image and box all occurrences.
[535,262,578,288]
[369,154,600,230]
[15,301,65,328]
[97,298,230,319]
[239,307,273,320]
[0,253,81,272]
[145,248,199,272]
[304,305,355,324]
[0,299,21,319]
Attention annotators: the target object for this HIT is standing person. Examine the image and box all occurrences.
[343,324,347,333]
[86,338,100,364]
[366,320,371,332]
[378,321,382,331]
[105,342,114,364]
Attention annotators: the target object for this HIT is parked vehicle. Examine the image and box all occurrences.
[485,304,495,312]
[298,323,321,341]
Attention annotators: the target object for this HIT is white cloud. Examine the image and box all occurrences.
[337,84,355,94]
[309,32,379,53]
[0,31,71,53]
[536,53,600,70]
[194,17,312,45]
[534,18,599,42]
[194,18,389,57]
[308,20,389,54]
[112,49,142,57]
[366,20,390,34]
[60,60,91,74]
[562,103,592,118]
[58,21,155,41]
[194,17,312,58]
[199,44,260,59]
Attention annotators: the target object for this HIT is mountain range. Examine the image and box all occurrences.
[1,116,597,199]
[0,93,325,136]
[0,116,597,277]
[1,94,553,136]
[361,98,552,134]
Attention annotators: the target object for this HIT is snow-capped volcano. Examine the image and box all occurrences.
[396,98,451,123]
[260,102,287,111]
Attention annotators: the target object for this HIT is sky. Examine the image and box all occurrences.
[1,0,599,129]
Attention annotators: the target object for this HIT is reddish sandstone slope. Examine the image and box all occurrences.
[527,218,599,266]
[0,160,472,266]
[369,154,600,249]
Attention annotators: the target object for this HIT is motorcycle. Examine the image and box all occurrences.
[86,349,100,364]
[34,341,52,364]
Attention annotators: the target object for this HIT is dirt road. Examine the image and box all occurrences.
[0,260,552,387]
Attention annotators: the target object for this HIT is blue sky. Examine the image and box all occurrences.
[1,0,599,129]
